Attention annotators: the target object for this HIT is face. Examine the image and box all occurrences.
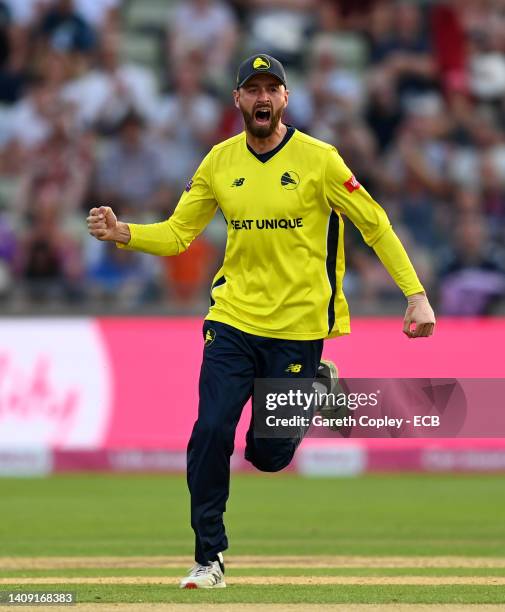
[234,74,289,138]
[121,122,142,148]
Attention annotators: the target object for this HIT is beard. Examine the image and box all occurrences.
[240,103,285,138]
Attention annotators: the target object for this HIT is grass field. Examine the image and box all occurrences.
[1,473,505,609]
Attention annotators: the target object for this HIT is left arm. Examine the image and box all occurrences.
[324,147,435,338]
[372,228,435,338]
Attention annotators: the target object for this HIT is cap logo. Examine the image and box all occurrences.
[253,56,270,70]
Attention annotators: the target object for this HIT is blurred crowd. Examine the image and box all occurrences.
[0,0,504,314]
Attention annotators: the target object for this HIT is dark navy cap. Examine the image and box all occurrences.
[236,54,287,88]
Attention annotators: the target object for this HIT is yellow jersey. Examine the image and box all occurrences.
[119,128,424,340]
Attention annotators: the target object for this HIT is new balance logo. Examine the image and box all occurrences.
[286,363,303,373]
[231,177,245,187]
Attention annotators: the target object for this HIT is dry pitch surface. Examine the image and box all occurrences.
[1,556,505,610]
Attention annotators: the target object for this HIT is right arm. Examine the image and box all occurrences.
[87,151,218,256]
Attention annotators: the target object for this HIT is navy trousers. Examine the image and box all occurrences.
[187,320,324,565]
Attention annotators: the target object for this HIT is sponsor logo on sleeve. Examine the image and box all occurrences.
[185,178,193,192]
[343,175,361,193]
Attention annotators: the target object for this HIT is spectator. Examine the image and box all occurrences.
[430,1,467,94]
[39,0,97,54]
[0,8,30,104]
[73,0,120,33]
[168,0,238,89]
[368,1,438,102]
[481,157,505,236]
[62,30,159,130]
[438,213,505,315]
[95,110,171,217]
[6,76,59,153]
[0,211,16,296]
[240,0,316,68]
[162,237,218,304]
[1,0,52,29]
[17,203,82,301]
[154,58,221,191]
[335,121,377,189]
[396,94,450,191]
[449,109,505,191]
[468,27,505,103]
[304,43,365,140]
[365,71,403,152]
[14,104,93,219]
[37,48,73,88]
[86,241,160,306]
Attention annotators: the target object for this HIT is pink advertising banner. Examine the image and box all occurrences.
[98,317,505,450]
[0,317,504,473]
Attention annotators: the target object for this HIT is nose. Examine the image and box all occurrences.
[256,87,270,102]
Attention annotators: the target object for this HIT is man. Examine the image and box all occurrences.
[87,54,435,589]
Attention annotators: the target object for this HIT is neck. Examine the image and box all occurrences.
[246,122,287,155]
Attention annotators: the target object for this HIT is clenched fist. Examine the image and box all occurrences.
[87,206,130,244]
[403,292,436,338]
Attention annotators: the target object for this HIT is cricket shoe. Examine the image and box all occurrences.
[179,552,226,589]
[313,359,351,433]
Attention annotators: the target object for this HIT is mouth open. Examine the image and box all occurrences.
[254,108,271,124]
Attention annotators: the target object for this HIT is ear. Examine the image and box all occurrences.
[284,88,289,108]
[233,89,240,109]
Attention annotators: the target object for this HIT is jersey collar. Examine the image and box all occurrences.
[246,126,295,163]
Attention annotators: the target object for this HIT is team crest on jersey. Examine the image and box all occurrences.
[280,171,300,190]
[185,178,193,192]
[344,175,360,193]
[204,328,216,347]
[253,56,270,70]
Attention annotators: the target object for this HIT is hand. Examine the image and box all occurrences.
[403,292,436,338]
[87,206,119,241]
